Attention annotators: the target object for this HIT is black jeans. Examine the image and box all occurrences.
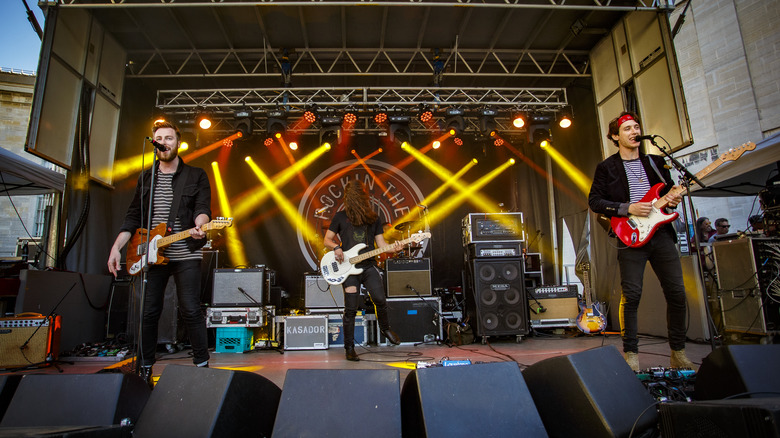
[141,259,210,366]
[343,265,390,347]
[617,231,687,353]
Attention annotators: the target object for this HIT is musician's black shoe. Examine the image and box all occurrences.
[382,329,401,345]
[345,346,360,361]
[139,366,154,389]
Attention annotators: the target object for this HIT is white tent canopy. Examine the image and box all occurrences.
[0,147,65,196]
[690,132,780,197]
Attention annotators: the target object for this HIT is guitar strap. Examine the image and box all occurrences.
[167,162,191,230]
[646,154,668,185]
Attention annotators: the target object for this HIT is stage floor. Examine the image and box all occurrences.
[4,332,714,389]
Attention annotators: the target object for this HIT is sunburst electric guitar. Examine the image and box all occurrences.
[126,218,233,275]
[576,263,606,334]
[611,142,755,248]
[320,232,431,285]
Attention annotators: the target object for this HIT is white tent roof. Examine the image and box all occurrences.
[0,147,65,195]
[690,132,780,197]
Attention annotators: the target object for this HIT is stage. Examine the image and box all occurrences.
[8,332,713,390]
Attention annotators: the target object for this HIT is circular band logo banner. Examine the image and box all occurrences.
[298,159,426,270]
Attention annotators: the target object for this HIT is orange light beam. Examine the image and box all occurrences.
[182,132,242,163]
[276,136,309,189]
[351,149,387,193]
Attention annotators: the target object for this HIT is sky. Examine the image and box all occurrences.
[0,0,46,72]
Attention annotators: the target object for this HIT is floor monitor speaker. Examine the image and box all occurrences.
[464,258,528,337]
[659,398,780,438]
[0,373,150,428]
[273,369,401,437]
[133,365,281,438]
[401,362,546,437]
[523,345,658,438]
[695,345,780,401]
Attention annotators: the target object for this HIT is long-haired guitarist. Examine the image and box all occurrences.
[323,180,402,361]
[588,111,695,372]
[107,121,212,385]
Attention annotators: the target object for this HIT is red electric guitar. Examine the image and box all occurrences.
[611,142,755,248]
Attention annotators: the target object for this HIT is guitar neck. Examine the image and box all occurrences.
[653,157,726,210]
[582,270,593,307]
[158,223,209,248]
[349,236,417,264]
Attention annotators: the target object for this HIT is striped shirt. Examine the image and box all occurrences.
[152,171,202,262]
[623,159,651,204]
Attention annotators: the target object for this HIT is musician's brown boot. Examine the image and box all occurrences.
[624,352,639,372]
[345,346,360,361]
[670,349,696,369]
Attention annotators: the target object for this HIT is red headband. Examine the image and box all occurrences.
[617,114,634,127]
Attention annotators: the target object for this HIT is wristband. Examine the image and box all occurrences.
[334,245,341,251]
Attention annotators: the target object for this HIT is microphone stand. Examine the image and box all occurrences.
[137,140,160,375]
[649,138,719,352]
[407,285,446,346]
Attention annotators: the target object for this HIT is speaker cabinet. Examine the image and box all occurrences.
[660,398,780,438]
[464,259,528,337]
[273,369,401,438]
[212,268,269,307]
[695,345,780,401]
[0,375,21,423]
[0,373,150,428]
[523,345,658,438]
[133,365,281,438]
[379,297,442,344]
[304,274,344,308]
[401,362,546,438]
[386,258,432,297]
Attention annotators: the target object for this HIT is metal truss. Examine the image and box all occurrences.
[59,1,670,10]
[157,86,568,135]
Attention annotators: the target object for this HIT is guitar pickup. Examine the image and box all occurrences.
[626,218,637,230]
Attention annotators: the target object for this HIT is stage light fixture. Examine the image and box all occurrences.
[512,112,527,129]
[418,105,434,123]
[557,108,573,128]
[233,108,254,138]
[264,136,275,147]
[479,108,498,137]
[197,112,213,130]
[303,105,318,124]
[494,137,504,147]
[444,108,465,137]
[374,107,388,125]
[432,140,441,149]
[343,109,357,127]
[388,114,411,144]
[534,128,551,148]
[453,137,463,146]
[320,113,342,146]
[266,108,287,139]
[289,141,299,151]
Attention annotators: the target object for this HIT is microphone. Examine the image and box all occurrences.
[635,135,658,141]
[146,137,168,152]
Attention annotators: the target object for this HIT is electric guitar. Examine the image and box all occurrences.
[126,218,233,275]
[320,232,431,285]
[576,262,606,334]
[611,142,755,247]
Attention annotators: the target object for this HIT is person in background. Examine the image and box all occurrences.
[108,121,212,386]
[588,110,695,372]
[695,217,715,244]
[708,218,730,242]
[749,214,764,233]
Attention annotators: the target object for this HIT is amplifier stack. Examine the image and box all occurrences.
[462,213,529,339]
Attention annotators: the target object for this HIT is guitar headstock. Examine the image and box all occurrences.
[410,232,432,243]
[206,217,234,230]
[720,142,756,162]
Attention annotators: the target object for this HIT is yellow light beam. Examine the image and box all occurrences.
[425,159,516,229]
[244,157,322,247]
[542,144,593,195]
[400,142,499,213]
[390,158,478,230]
[232,143,331,219]
[100,132,243,182]
[277,136,310,189]
[211,161,248,266]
